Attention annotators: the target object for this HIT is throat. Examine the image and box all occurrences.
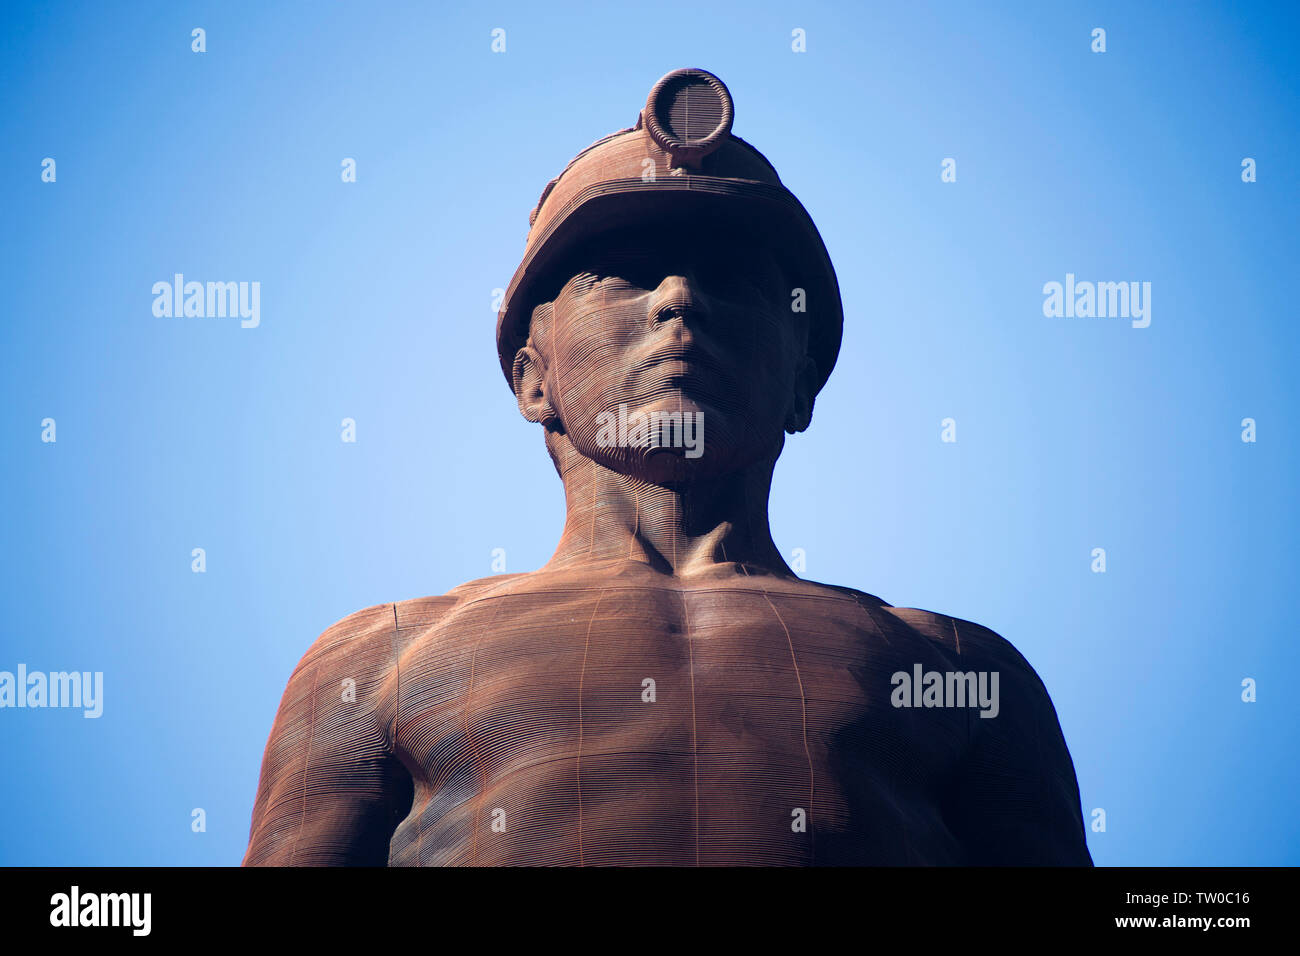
[544,456,792,577]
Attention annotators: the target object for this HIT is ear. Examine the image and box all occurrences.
[512,345,558,427]
[784,355,819,434]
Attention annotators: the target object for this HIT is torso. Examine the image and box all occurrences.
[382,561,972,865]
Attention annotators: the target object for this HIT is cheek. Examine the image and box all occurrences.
[727,310,800,388]
[548,290,649,407]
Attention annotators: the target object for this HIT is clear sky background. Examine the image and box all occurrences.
[1,0,1296,865]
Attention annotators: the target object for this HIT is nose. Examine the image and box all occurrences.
[649,274,708,325]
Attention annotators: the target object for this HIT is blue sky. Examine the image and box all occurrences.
[1,0,1296,865]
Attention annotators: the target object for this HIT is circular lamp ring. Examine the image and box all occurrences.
[644,68,734,168]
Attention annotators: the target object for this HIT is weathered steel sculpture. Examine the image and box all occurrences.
[244,69,1092,866]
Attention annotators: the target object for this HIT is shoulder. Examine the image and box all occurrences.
[274,578,525,726]
[297,574,531,669]
[287,601,397,681]
[840,599,1057,713]
[882,605,1067,734]
[882,606,1024,663]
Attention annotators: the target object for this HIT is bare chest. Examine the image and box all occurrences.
[387,581,967,864]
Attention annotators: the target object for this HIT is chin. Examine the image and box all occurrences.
[615,438,779,488]
[639,447,711,486]
[569,394,784,483]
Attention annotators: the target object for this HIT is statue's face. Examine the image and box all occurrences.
[517,221,818,484]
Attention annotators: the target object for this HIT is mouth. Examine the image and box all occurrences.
[634,363,722,401]
[633,346,725,385]
[643,358,708,381]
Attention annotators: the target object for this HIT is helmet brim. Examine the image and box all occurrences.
[495,176,843,395]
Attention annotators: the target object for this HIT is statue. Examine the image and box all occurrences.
[244,69,1092,866]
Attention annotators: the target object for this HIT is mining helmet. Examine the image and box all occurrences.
[495,67,843,394]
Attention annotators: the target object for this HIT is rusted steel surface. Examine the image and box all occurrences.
[244,69,1091,867]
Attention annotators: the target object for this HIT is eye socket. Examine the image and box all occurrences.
[694,255,781,301]
[562,272,604,297]
[583,259,663,293]
[560,235,784,302]
[559,269,658,305]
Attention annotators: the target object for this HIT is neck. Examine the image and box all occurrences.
[544,450,792,577]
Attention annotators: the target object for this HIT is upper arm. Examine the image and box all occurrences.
[887,608,1092,866]
[243,604,412,866]
[944,620,1092,865]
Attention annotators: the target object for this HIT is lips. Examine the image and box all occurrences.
[634,349,724,387]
